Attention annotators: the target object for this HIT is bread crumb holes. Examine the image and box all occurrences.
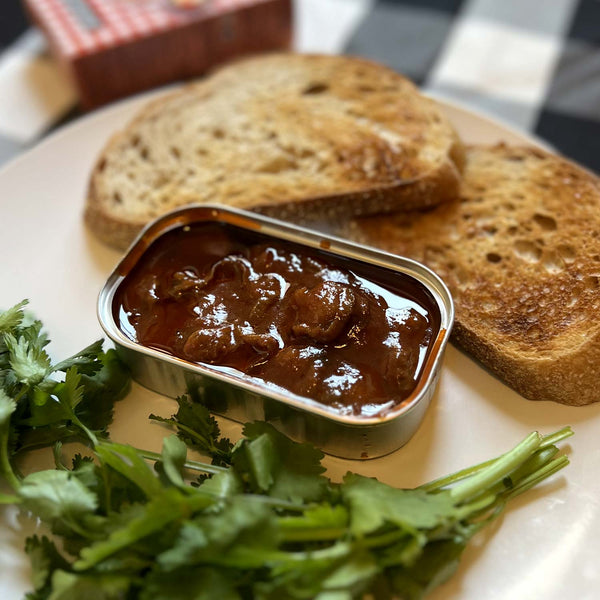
[514,240,542,263]
[533,213,557,231]
[542,250,564,274]
[302,83,329,95]
[486,252,502,264]
[557,244,576,263]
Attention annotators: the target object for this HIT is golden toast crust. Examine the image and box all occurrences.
[84,53,464,250]
[352,144,600,405]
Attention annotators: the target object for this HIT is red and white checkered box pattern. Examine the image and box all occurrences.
[28,0,266,57]
[22,0,292,107]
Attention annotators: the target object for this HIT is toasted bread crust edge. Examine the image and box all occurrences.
[452,321,600,406]
[84,125,465,252]
[84,157,462,250]
[253,150,463,222]
[84,150,463,250]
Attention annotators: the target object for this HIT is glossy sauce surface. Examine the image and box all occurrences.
[114,223,440,416]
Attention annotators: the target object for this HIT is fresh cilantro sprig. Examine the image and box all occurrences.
[0,300,573,600]
[0,300,130,489]
[149,396,233,466]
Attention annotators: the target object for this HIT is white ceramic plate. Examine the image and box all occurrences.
[1,92,599,600]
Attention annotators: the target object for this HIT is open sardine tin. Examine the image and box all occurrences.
[97,205,454,459]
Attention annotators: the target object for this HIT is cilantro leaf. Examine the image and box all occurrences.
[56,368,85,411]
[19,470,98,524]
[25,535,71,597]
[20,395,72,428]
[72,349,130,433]
[0,299,28,334]
[69,455,98,488]
[140,567,242,600]
[17,319,49,355]
[387,538,468,600]
[198,469,243,498]
[4,332,51,387]
[150,395,232,465]
[157,496,279,571]
[16,350,131,454]
[52,339,104,376]
[341,473,457,536]
[0,388,16,425]
[318,550,379,595]
[0,389,19,488]
[232,421,329,503]
[155,435,188,489]
[75,488,213,570]
[94,441,164,499]
[47,570,132,600]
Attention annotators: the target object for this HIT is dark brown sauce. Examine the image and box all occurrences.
[114,222,440,416]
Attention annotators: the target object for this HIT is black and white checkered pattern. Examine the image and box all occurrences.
[0,0,599,172]
[346,0,600,173]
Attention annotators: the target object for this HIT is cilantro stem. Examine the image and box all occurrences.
[52,443,69,471]
[13,387,28,403]
[539,427,574,448]
[240,541,351,564]
[245,494,308,512]
[450,432,543,504]
[420,427,573,494]
[134,448,228,476]
[503,456,570,501]
[0,493,20,504]
[454,492,497,520]
[0,447,20,490]
[64,518,104,541]
[418,459,496,492]
[437,455,570,539]
[100,463,112,512]
[0,424,20,491]
[68,414,98,447]
[280,527,346,542]
[466,503,506,536]
[361,529,408,549]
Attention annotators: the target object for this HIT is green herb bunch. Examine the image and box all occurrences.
[0,301,572,600]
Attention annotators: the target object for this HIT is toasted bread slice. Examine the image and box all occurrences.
[85,53,464,250]
[350,144,600,406]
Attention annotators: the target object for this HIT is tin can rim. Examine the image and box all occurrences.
[97,204,455,426]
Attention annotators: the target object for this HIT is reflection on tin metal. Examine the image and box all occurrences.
[97,205,454,459]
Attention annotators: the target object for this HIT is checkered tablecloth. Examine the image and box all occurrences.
[0,0,599,172]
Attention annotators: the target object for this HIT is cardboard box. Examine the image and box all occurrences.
[23,0,293,108]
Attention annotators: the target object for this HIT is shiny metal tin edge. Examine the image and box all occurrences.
[97,205,454,458]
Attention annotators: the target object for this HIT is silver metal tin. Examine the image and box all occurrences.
[97,205,454,459]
